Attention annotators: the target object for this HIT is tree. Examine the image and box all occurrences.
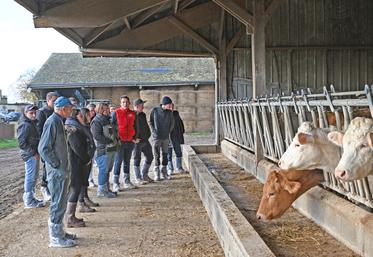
[11,69,38,103]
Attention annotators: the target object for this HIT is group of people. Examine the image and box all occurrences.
[17,92,186,248]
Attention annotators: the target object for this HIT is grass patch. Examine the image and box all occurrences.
[0,138,18,149]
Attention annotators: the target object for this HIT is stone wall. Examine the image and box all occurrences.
[92,84,215,133]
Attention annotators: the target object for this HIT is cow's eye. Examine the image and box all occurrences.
[359,143,369,149]
[268,192,275,197]
[294,144,300,147]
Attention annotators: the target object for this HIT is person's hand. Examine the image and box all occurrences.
[87,160,92,166]
[133,138,140,144]
[35,154,40,161]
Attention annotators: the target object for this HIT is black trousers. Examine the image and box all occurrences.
[133,139,154,167]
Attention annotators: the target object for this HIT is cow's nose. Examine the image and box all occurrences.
[335,168,347,180]
[256,213,262,220]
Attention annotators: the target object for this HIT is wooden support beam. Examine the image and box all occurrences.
[171,0,179,14]
[81,48,212,57]
[178,0,198,11]
[34,0,168,28]
[225,27,245,55]
[264,0,286,24]
[84,23,113,46]
[91,2,220,50]
[218,9,225,48]
[212,0,254,31]
[123,17,131,30]
[131,3,168,29]
[168,16,219,55]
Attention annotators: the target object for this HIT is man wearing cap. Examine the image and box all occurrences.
[17,104,45,209]
[112,95,137,191]
[133,98,154,184]
[38,96,75,248]
[150,96,174,181]
[36,91,58,202]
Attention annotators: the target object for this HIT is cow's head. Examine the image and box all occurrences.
[279,122,339,172]
[328,117,373,181]
[256,170,301,221]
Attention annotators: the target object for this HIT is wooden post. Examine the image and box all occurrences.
[251,0,266,164]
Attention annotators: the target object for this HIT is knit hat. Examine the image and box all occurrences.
[161,96,172,105]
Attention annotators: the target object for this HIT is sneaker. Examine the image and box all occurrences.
[97,190,117,198]
[167,169,173,176]
[133,178,146,185]
[24,198,46,209]
[41,186,51,202]
[175,168,186,174]
[112,183,121,193]
[88,180,97,188]
[123,182,138,190]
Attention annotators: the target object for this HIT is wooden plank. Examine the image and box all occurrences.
[91,2,220,50]
[123,17,131,30]
[226,27,245,55]
[264,0,286,24]
[84,23,113,46]
[34,0,168,28]
[218,9,225,48]
[81,48,211,57]
[168,16,219,55]
[212,0,254,29]
[171,0,179,13]
[131,3,168,29]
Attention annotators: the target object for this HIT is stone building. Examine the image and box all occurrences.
[29,53,216,132]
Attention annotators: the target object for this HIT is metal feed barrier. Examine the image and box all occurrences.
[217,85,373,208]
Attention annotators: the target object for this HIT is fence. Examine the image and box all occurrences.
[217,85,373,208]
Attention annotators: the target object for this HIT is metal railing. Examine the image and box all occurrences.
[217,85,373,208]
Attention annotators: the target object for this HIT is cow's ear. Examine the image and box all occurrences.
[284,181,301,194]
[328,131,344,147]
[367,132,373,148]
[297,133,314,145]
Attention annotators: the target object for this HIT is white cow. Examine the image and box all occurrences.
[278,122,341,173]
[328,117,373,181]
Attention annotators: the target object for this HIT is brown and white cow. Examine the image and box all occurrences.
[256,169,324,221]
[328,117,373,181]
[278,122,341,173]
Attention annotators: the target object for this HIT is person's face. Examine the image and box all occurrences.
[61,106,73,118]
[164,103,173,110]
[120,98,130,109]
[47,96,57,108]
[77,112,85,125]
[25,110,37,121]
[110,107,116,113]
[89,107,96,118]
[135,103,144,112]
[102,105,110,116]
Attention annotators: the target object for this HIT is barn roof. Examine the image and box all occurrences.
[29,53,215,89]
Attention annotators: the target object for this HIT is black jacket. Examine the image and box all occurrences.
[65,118,91,187]
[36,106,54,136]
[150,106,174,140]
[170,111,185,144]
[17,114,40,161]
[134,112,151,140]
[91,114,118,157]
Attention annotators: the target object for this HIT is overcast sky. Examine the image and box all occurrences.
[0,1,79,102]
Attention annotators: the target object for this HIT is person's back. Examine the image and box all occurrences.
[36,105,54,135]
[150,106,174,140]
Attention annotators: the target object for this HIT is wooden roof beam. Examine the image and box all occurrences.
[84,23,113,46]
[168,16,219,56]
[212,0,254,32]
[124,17,131,30]
[178,0,198,11]
[33,0,168,28]
[171,0,179,14]
[226,27,245,54]
[132,2,168,29]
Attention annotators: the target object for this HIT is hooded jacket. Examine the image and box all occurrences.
[17,114,40,161]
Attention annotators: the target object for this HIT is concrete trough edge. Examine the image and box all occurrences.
[183,145,275,257]
[221,139,373,257]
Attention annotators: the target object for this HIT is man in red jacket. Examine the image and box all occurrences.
[112,95,138,191]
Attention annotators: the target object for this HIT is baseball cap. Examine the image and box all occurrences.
[24,104,38,112]
[134,98,147,106]
[54,96,73,108]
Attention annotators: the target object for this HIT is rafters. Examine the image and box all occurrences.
[226,27,245,54]
[33,0,168,28]
[178,0,198,11]
[131,2,168,29]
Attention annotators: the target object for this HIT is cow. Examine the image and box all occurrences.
[328,117,373,181]
[256,169,324,221]
[278,122,341,173]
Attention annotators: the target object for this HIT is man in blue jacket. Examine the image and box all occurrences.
[17,104,45,208]
[38,96,75,248]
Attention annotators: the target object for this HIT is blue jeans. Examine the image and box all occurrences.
[46,165,70,224]
[24,156,39,193]
[96,151,116,186]
[113,141,134,184]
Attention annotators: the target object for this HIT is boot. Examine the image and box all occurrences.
[123,174,138,189]
[48,220,75,248]
[175,157,185,173]
[167,160,174,176]
[153,166,160,182]
[97,184,117,198]
[23,192,45,209]
[84,197,99,207]
[141,163,153,183]
[78,201,96,213]
[161,165,170,180]
[133,166,145,185]
[65,202,85,228]
[113,175,121,192]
